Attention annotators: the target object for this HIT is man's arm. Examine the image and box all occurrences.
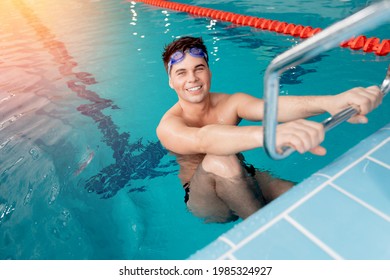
[156,115,263,156]
[235,86,382,123]
[277,86,382,123]
[156,114,325,156]
[156,86,382,157]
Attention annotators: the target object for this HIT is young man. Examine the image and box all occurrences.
[157,36,382,223]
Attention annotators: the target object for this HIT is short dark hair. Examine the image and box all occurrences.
[162,36,209,72]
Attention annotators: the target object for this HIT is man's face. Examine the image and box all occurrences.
[168,54,211,104]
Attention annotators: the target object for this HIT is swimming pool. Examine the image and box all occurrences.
[0,0,389,260]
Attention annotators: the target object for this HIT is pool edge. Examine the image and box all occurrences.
[188,122,390,260]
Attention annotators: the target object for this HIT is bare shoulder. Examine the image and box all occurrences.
[157,103,183,134]
[211,92,253,106]
[225,92,264,121]
[230,92,259,102]
[156,103,198,154]
[215,91,258,102]
[159,102,182,120]
[212,92,262,113]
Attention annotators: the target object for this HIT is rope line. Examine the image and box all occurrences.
[135,0,390,56]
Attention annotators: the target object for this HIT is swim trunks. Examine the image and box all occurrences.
[183,182,190,203]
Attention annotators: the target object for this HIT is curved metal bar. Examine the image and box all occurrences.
[381,65,390,94]
[322,107,358,132]
[263,1,390,160]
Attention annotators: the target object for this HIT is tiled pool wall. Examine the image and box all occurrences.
[190,122,390,260]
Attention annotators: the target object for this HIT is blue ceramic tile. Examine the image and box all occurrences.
[370,139,390,166]
[316,128,390,178]
[290,186,390,259]
[316,151,365,178]
[189,239,233,260]
[382,124,390,130]
[190,124,390,260]
[232,219,332,260]
[333,159,390,216]
[219,175,328,244]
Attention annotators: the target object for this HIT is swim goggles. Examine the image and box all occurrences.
[167,47,208,74]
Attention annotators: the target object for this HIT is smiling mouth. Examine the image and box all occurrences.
[186,85,202,92]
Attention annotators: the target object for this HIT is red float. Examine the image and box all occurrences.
[363,37,380,52]
[275,22,287,33]
[374,40,390,56]
[349,35,366,50]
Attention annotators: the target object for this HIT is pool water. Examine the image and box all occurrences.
[0,0,389,259]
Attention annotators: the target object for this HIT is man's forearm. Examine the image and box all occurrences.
[277,95,330,122]
[196,124,264,155]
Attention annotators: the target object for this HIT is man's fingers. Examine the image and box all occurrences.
[309,146,327,156]
[276,119,325,155]
[348,115,368,124]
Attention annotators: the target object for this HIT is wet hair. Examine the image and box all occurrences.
[162,36,209,72]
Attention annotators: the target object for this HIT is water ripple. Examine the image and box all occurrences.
[0,201,16,225]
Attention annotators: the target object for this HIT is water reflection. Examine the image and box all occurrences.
[0,0,178,259]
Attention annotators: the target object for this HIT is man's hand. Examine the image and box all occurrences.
[327,86,383,124]
[275,85,383,156]
[276,119,326,156]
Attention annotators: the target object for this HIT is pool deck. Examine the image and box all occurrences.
[189,122,390,260]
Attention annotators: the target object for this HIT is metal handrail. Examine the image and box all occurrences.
[263,0,390,160]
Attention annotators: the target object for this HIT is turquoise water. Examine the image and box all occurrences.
[0,0,389,259]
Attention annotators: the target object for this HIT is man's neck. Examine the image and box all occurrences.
[179,94,213,123]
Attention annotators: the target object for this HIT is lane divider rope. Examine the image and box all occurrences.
[135,0,390,56]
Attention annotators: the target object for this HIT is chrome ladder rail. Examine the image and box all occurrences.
[263,0,390,160]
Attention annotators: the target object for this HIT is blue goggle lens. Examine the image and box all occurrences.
[168,47,208,73]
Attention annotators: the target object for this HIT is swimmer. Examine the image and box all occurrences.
[157,36,382,223]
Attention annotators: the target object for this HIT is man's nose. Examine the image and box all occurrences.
[187,71,199,82]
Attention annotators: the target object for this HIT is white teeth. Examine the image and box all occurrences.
[187,86,201,92]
